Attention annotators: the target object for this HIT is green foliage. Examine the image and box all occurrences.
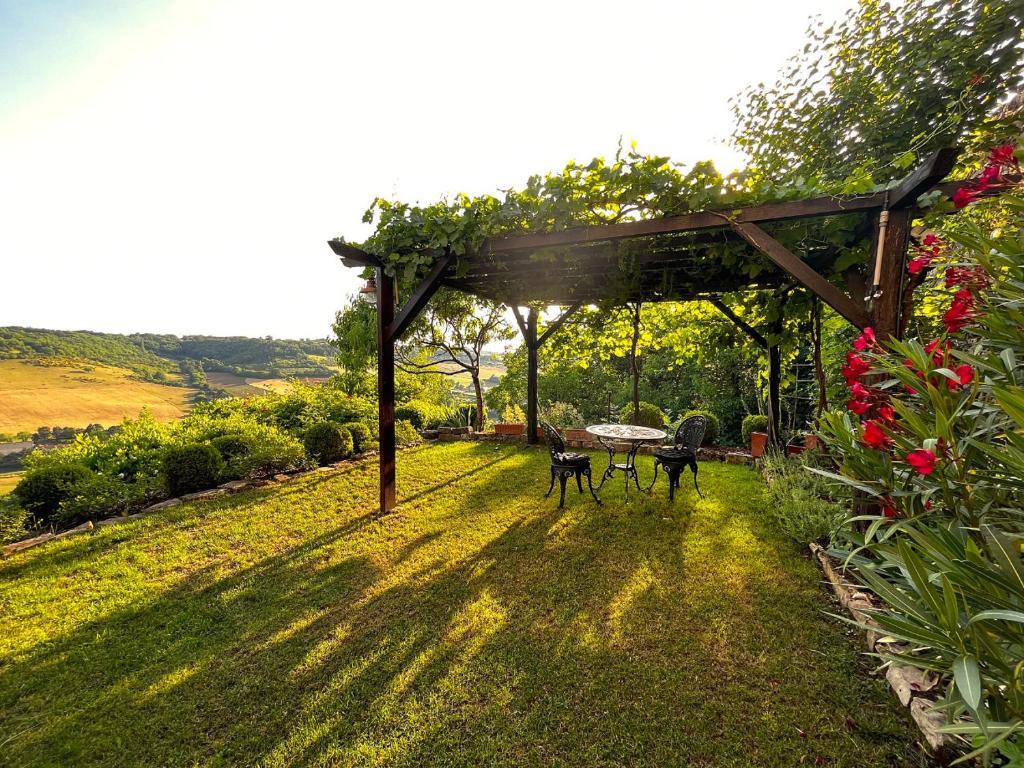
[341,422,373,454]
[500,403,525,424]
[541,402,584,429]
[13,463,92,527]
[741,415,770,445]
[619,401,666,429]
[0,496,27,544]
[732,0,1024,185]
[681,410,719,445]
[442,404,480,430]
[394,419,421,447]
[760,454,847,545]
[162,444,224,497]
[394,399,451,430]
[210,434,250,466]
[302,423,353,466]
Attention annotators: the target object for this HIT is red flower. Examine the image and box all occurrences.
[979,163,1001,186]
[924,339,948,367]
[952,187,980,209]
[907,449,937,476]
[954,364,974,387]
[988,144,1019,168]
[943,289,977,333]
[861,420,893,449]
[877,405,896,424]
[908,256,931,275]
[904,384,919,396]
[853,327,877,352]
[922,233,942,247]
[842,352,870,385]
[881,497,898,519]
[849,382,870,400]
[847,398,871,416]
[945,266,990,290]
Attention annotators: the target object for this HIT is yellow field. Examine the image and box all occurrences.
[0,472,20,497]
[0,360,196,433]
[206,373,330,397]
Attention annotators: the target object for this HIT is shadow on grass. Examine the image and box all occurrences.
[0,445,924,767]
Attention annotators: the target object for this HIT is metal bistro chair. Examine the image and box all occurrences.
[647,415,707,500]
[540,421,601,509]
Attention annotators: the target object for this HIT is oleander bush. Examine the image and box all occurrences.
[162,444,225,497]
[741,414,769,445]
[303,423,353,466]
[681,410,719,445]
[815,161,1024,762]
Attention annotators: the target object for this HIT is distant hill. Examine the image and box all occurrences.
[0,327,337,387]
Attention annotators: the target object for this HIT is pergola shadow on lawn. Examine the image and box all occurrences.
[0,443,925,766]
[330,147,977,515]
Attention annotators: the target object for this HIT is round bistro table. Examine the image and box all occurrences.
[586,423,668,501]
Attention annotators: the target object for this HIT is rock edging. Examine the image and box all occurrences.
[2,451,380,559]
[809,543,955,763]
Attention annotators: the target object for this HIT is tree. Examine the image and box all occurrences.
[396,291,513,432]
[732,0,1023,185]
[331,296,377,396]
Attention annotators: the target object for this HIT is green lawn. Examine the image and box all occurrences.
[0,443,923,767]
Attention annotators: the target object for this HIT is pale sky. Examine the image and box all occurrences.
[0,0,858,340]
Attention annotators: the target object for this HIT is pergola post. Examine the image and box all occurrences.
[375,267,397,514]
[526,308,539,444]
[767,343,782,449]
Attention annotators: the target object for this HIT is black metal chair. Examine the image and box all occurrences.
[540,421,601,508]
[648,415,707,500]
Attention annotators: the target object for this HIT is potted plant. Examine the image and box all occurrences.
[750,432,769,458]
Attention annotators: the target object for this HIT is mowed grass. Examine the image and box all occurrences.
[0,359,195,433]
[0,443,923,767]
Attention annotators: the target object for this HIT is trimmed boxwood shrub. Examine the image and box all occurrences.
[341,422,373,454]
[13,463,92,526]
[681,410,720,445]
[395,419,422,447]
[303,423,353,466]
[741,414,770,445]
[619,401,666,428]
[211,434,250,464]
[162,444,225,496]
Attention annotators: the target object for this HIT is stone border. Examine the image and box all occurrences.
[1,451,380,559]
[809,543,956,763]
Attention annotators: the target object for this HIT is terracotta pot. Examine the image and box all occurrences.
[750,431,769,458]
[786,443,806,456]
[804,434,822,451]
[494,423,525,436]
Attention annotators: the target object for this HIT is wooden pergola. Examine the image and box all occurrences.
[330,148,965,514]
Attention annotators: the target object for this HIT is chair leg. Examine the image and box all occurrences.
[546,465,556,497]
[584,466,601,505]
[691,460,703,499]
[575,469,584,494]
[666,466,682,502]
[558,472,569,508]
[646,458,660,492]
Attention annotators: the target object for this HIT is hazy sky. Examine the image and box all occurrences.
[0,0,858,340]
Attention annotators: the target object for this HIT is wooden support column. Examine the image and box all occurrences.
[526,307,539,444]
[376,267,397,514]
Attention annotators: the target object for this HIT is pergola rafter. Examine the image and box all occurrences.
[330,147,968,514]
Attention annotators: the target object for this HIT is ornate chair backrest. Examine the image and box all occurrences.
[673,415,707,453]
[539,420,566,456]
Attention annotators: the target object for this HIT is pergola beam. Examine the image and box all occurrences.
[726,221,870,329]
[387,251,455,341]
[707,296,768,349]
[888,147,960,209]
